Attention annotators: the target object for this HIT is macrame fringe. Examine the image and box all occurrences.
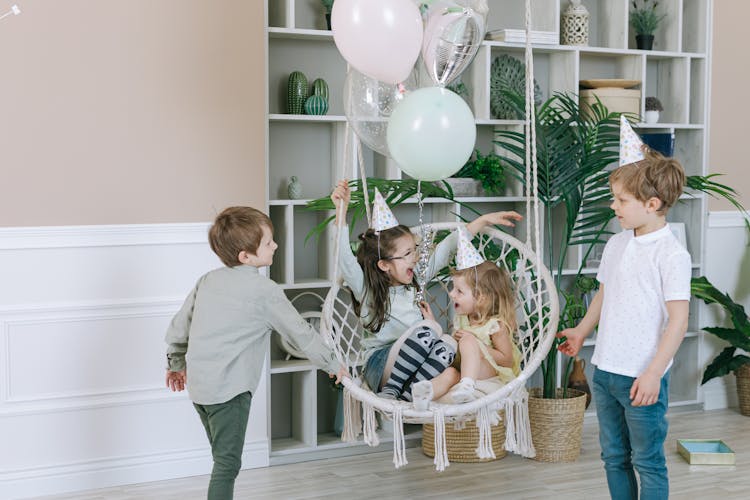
[363,401,380,447]
[504,387,536,458]
[475,405,497,460]
[341,387,362,443]
[432,408,449,472]
[391,406,408,468]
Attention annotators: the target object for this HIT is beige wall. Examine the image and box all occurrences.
[0,2,743,226]
[709,2,750,210]
[0,0,265,227]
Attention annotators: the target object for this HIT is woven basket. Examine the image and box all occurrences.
[736,364,750,417]
[528,388,586,462]
[422,411,507,462]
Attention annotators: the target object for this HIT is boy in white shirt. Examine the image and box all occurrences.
[557,117,691,500]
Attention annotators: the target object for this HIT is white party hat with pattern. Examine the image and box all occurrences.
[619,115,646,166]
[371,187,399,232]
[455,226,484,270]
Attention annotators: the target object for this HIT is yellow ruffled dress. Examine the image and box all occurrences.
[453,315,522,384]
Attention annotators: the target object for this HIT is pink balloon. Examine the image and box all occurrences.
[332,0,423,85]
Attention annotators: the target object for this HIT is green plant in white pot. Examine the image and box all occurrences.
[441,149,505,197]
[644,96,663,124]
[630,0,666,50]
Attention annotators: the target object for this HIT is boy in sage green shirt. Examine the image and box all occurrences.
[165,206,341,500]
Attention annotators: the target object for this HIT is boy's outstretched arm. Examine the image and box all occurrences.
[466,211,523,235]
[557,286,605,357]
[630,299,689,407]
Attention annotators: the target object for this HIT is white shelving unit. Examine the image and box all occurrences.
[264,0,712,462]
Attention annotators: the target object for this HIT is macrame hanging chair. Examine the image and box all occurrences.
[319,0,559,471]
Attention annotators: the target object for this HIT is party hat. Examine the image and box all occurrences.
[371,188,399,232]
[619,115,646,166]
[455,226,484,270]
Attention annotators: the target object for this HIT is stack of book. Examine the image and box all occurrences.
[485,29,558,45]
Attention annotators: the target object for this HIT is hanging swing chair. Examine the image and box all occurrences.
[321,220,558,470]
[319,0,558,471]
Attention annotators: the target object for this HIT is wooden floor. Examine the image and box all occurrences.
[39,409,748,499]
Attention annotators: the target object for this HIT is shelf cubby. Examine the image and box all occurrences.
[673,128,705,177]
[579,51,644,82]
[689,57,707,124]
[270,369,317,452]
[571,0,629,49]
[268,37,345,116]
[682,0,710,54]
[645,55,690,123]
[486,0,559,33]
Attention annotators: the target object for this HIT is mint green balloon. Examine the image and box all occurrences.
[386,87,476,181]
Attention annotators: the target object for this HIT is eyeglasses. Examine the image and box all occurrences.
[385,247,417,261]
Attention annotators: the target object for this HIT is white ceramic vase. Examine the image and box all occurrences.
[644,110,660,124]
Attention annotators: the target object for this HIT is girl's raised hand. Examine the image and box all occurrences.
[484,210,523,227]
[467,210,523,235]
[331,179,351,224]
[330,179,351,207]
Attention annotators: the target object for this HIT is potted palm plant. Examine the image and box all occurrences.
[630,0,666,50]
[691,276,750,416]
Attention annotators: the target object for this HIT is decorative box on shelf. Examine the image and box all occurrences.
[676,439,736,465]
[580,88,640,117]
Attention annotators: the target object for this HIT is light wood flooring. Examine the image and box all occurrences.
[38,409,748,499]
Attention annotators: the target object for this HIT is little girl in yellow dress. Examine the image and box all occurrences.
[411,227,522,408]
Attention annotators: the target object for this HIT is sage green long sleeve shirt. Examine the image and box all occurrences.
[165,265,338,405]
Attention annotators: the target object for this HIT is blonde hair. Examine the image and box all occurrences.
[609,149,685,214]
[208,206,273,267]
[452,260,517,335]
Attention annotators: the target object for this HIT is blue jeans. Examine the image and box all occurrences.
[593,368,670,500]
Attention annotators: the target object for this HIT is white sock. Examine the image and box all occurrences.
[451,377,477,404]
[460,377,476,387]
[411,380,433,411]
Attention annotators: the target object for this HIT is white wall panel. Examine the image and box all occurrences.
[0,223,269,499]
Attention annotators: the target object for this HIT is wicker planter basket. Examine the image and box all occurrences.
[528,388,586,462]
[422,411,506,462]
[736,364,750,417]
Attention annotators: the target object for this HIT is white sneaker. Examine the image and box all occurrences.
[411,380,433,411]
[451,378,477,404]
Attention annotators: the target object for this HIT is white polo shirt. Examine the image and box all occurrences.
[593,224,691,378]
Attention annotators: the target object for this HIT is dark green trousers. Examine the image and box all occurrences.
[193,391,252,500]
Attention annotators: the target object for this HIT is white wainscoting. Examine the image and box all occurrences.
[0,223,269,499]
[701,211,750,410]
